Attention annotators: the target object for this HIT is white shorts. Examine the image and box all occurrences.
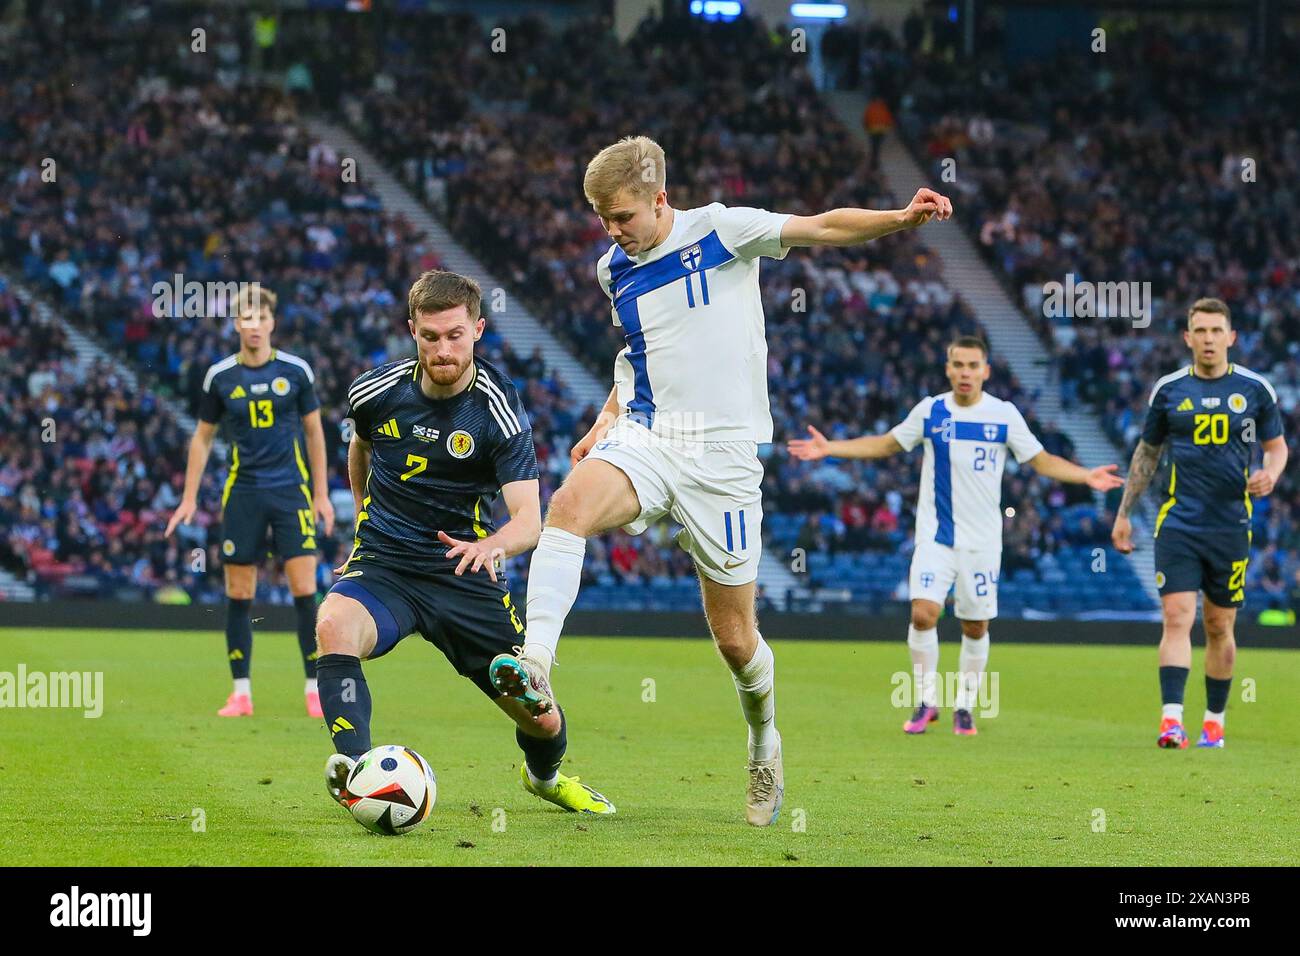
[908,539,1002,621]
[585,418,764,586]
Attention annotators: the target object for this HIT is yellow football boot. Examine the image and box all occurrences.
[520,765,616,814]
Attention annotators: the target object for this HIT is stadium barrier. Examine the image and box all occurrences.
[5,601,1298,648]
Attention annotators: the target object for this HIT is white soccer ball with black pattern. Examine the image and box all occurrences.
[345,745,437,835]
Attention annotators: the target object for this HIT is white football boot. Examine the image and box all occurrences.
[745,733,784,827]
[324,753,357,809]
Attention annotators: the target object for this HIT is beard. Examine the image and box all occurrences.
[424,352,472,386]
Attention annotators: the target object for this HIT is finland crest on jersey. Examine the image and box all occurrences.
[596,203,793,444]
[890,391,1045,550]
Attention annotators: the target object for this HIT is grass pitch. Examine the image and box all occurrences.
[1,627,1296,866]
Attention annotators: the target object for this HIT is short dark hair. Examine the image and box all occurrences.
[947,336,988,358]
[1187,297,1231,328]
[407,270,482,323]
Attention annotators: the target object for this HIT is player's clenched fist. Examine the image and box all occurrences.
[570,429,601,468]
[570,411,618,468]
[786,425,831,461]
[1111,515,1134,554]
[902,187,953,227]
[1246,469,1278,496]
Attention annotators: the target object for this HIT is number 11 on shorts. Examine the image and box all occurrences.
[724,509,748,553]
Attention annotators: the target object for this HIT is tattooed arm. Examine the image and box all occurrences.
[1111,440,1165,553]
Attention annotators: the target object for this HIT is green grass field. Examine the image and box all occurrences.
[1,627,1296,866]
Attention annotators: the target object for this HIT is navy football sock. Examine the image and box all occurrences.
[225,598,253,680]
[517,706,567,783]
[293,594,319,678]
[317,654,372,758]
[1206,675,1232,714]
[1159,665,1190,706]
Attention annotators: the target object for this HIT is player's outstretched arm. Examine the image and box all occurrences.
[786,425,904,461]
[438,479,541,582]
[1027,451,1124,490]
[571,386,620,468]
[164,420,218,536]
[1111,440,1164,554]
[780,188,953,248]
[302,409,335,536]
[1247,435,1288,496]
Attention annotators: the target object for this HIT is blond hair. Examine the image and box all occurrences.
[583,135,666,208]
[407,270,482,322]
[237,284,277,319]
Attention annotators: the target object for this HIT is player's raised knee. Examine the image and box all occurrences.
[545,459,639,538]
[315,601,362,657]
[543,483,595,538]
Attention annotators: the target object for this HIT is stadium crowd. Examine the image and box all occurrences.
[23,6,1288,613]
[342,11,1142,612]
[875,18,1300,606]
[0,10,698,603]
[0,281,199,600]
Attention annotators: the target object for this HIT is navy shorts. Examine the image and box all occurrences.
[220,483,317,564]
[1154,526,1250,607]
[328,561,526,697]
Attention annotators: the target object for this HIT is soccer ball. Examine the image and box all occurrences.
[346,745,437,836]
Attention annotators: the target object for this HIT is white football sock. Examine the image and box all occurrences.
[1204,709,1225,727]
[907,625,940,707]
[233,678,251,697]
[305,678,318,694]
[954,633,989,711]
[1162,703,1184,721]
[523,527,587,672]
[527,766,559,790]
[732,633,777,761]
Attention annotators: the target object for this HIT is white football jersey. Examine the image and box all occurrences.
[596,203,792,443]
[890,391,1044,550]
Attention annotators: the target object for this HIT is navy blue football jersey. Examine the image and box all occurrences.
[198,350,321,493]
[340,357,539,574]
[1141,364,1283,534]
